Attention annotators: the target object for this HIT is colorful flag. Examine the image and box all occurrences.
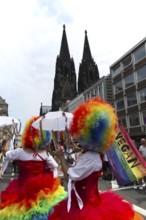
[107,125,146,186]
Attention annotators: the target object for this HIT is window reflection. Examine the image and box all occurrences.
[116,98,125,110]
[115,81,122,93]
[142,111,146,124]
[129,113,140,126]
[134,44,146,63]
[112,64,121,77]
[125,74,134,88]
[139,87,146,102]
[122,55,132,69]
[127,93,137,106]
[137,65,146,82]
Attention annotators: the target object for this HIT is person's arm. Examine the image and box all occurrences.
[55,149,102,183]
[59,155,69,182]
[54,146,69,182]
[0,148,21,176]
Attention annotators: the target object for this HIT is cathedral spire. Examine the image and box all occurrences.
[82,30,92,61]
[59,24,70,59]
[78,30,99,94]
[52,25,77,111]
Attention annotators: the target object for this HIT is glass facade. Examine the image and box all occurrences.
[112,64,121,77]
[143,111,146,124]
[137,65,146,82]
[116,98,125,110]
[98,85,103,97]
[134,44,146,63]
[127,92,137,107]
[122,55,132,69]
[139,87,146,102]
[129,113,140,126]
[125,74,134,88]
[115,81,122,93]
[111,40,146,137]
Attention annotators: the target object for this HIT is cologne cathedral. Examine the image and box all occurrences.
[52,25,99,111]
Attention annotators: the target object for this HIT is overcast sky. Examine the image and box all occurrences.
[0,0,146,130]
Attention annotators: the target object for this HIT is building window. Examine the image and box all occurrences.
[115,81,122,93]
[134,44,146,63]
[143,111,146,125]
[91,89,96,98]
[129,113,140,126]
[98,85,103,97]
[95,88,98,96]
[125,74,134,88]
[137,65,146,82]
[112,64,121,77]
[139,87,146,102]
[119,117,127,127]
[115,98,125,111]
[122,55,132,69]
[127,92,137,107]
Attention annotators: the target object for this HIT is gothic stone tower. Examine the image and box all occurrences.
[52,25,77,111]
[78,30,99,94]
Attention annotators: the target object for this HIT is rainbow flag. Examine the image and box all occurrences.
[107,125,146,186]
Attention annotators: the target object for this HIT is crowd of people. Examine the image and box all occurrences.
[0,97,145,219]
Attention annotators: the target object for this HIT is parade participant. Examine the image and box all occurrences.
[138,138,146,189]
[0,139,9,179]
[1,139,9,155]
[49,97,143,220]
[0,149,4,179]
[0,116,67,220]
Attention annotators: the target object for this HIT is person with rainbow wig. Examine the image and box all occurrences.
[0,116,67,220]
[49,97,143,220]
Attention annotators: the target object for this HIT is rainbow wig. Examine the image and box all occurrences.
[70,97,118,152]
[21,116,51,149]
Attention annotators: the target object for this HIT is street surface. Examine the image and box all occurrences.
[0,162,146,219]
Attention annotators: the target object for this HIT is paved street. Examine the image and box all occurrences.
[0,163,146,219]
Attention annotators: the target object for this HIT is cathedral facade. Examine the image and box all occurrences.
[51,25,99,111]
[52,25,77,111]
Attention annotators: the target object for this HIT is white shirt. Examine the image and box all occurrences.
[2,148,58,177]
[139,145,146,158]
[67,151,102,211]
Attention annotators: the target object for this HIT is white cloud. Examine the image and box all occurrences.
[0,0,146,131]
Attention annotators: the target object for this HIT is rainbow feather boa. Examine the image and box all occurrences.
[70,97,118,152]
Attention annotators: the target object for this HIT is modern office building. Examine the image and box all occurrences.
[62,74,112,112]
[110,37,146,140]
[84,74,112,104]
[62,93,84,112]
